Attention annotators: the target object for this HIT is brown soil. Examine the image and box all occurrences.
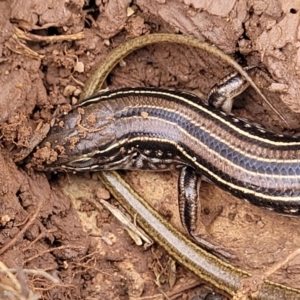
[1,0,300,299]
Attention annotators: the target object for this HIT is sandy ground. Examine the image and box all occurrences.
[1,0,300,299]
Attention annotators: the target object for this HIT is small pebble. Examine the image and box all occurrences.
[96,187,110,200]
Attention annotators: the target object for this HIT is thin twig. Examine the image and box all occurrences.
[14,27,85,43]
[264,248,300,277]
[24,245,86,264]
[0,268,60,284]
[0,201,43,255]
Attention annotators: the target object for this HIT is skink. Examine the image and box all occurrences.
[27,34,300,299]
[33,87,300,214]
